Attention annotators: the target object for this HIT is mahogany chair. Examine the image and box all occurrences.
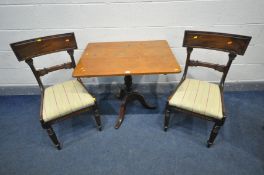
[164,30,251,147]
[10,33,102,150]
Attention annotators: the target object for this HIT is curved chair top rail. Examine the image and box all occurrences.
[10,32,77,61]
[183,30,251,55]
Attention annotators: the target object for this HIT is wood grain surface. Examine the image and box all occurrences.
[73,40,181,77]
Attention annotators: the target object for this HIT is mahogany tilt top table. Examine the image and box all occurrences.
[73,40,181,128]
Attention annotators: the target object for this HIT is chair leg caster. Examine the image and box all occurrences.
[98,126,102,131]
[56,143,62,150]
[207,141,212,148]
[164,127,168,132]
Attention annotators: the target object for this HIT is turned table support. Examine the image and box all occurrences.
[115,75,156,129]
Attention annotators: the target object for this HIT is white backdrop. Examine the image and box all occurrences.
[0,0,263,86]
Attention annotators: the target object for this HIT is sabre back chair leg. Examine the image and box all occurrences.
[46,125,61,150]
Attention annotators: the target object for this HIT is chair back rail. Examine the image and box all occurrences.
[10,33,78,92]
[38,62,73,76]
[10,33,77,61]
[181,30,251,88]
[189,60,226,72]
[183,30,251,55]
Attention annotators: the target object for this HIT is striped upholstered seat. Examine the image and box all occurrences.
[42,80,95,122]
[169,79,223,119]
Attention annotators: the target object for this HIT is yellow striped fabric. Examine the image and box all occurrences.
[169,79,223,119]
[42,80,95,122]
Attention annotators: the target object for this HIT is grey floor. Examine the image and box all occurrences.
[0,91,263,175]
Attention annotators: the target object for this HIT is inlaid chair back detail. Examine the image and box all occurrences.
[181,31,251,88]
[10,33,102,150]
[183,30,251,55]
[10,33,77,91]
[164,30,251,148]
[10,32,77,61]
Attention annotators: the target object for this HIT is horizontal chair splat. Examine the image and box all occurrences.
[38,62,73,76]
[189,60,226,72]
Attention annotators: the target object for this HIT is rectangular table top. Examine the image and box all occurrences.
[73,40,181,77]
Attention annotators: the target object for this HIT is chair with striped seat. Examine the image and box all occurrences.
[164,31,251,147]
[10,33,102,150]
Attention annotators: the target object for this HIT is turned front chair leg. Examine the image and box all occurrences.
[164,104,171,131]
[46,126,61,150]
[93,105,102,131]
[207,122,222,148]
